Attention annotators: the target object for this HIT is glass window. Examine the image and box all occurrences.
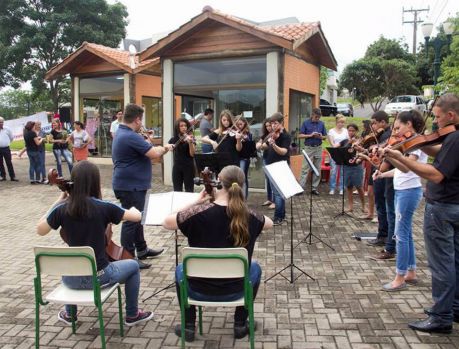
[142,96,162,139]
[289,90,313,146]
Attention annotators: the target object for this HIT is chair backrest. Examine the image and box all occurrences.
[34,246,96,277]
[182,247,248,279]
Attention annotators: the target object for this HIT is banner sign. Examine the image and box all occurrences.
[4,112,50,140]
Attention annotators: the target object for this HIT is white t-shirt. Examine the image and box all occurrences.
[72,130,89,149]
[110,120,120,135]
[393,149,428,190]
[328,128,349,146]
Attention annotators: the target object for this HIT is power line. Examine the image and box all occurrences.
[433,0,449,25]
[402,6,430,55]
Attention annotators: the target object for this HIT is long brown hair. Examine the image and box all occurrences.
[66,161,102,218]
[217,109,234,134]
[219,165,250,247]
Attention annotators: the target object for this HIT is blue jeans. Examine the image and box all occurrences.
[38,150,46,179]
[201,143,213,154]
[175,261,262,324]
[423,201,459,325]
[27,150,41,181]
[114,190,148,255]
[384,181,396,254]
[272,185,285,220]
[329,159,343,191]
[394,187,422,275]
[263,159,273,202]
[62,259,140,317]
[53,148,73,177]
[239,158,249,198]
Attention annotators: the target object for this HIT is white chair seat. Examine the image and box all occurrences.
[45,283,120,306]
[188,297,245,307]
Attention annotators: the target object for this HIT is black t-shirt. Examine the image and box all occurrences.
[265,131,291,165]
[168,136,194,166]
[239,133,256,159]
[47,198,125,270]
[24,130,39,152]
[51,129,68,150]
[209,131,239,166]
[177,203,265,295]
[426,130,459,203]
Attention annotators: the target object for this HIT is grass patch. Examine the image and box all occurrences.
[10,140,53,152]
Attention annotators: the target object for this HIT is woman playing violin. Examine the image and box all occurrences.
[36,161,154,327]
[383,94,459,333]
[168,117,195,192]
[256,119,274,208]
[236,116,254,198]
[374,111,427,292]
[201,110,242,166]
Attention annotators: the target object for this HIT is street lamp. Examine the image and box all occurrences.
[421,19,454,88]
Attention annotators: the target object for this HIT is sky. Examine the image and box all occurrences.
[112,0,458,74]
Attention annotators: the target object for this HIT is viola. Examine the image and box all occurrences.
[361,128,385,148]
[47,168,134,261]
[193,167,222,202]
[397,124,458,154]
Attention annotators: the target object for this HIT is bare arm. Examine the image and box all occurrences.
[122,207,142,222]
[145,144,174,160]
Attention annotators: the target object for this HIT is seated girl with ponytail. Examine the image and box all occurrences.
[163,165,273,342]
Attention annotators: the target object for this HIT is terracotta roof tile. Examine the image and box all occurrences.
[85,43,158,69]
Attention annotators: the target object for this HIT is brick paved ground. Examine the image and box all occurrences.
[1,153,458,348]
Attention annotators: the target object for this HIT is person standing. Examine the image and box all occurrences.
[256,119,274,208]
[260,112,291,225]
[35,121,48,183]
[23,121,44,184]
[235,116,254,198]
[112,104,174,269]
[298,108,327,195]
[69,121,91,162]
[199,108,214,153]
[50,120,73,177]
[384,93,459,333]
[0,116,18,182]
[110,110,123,138]
[327,115,348,195]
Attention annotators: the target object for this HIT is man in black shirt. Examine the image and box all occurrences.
[260,112,291,225]
[384,93,459,334]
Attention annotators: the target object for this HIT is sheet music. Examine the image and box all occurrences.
[263,161,304,200]
[143,192,200,226]
[302,149,320,177]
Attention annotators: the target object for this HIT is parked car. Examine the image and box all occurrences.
[384,95,426,116]
[319,99,338,116]
[337,103,354,117]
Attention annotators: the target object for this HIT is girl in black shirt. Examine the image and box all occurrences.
[236,116,255,198]
[23,121,44,184]
[201,110,242,166]
[168,117,195,192]
[37,161,154,327]
[163,165,273,341]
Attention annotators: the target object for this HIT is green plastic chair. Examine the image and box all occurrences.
[179,247,255,349]
[34,246,124,349]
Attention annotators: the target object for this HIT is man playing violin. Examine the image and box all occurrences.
[112,104,174,269]
[384,93,459,334]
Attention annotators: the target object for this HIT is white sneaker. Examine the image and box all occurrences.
[329,190,335,195]
[339,190,343,195]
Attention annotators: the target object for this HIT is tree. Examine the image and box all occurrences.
[319,66,329,95]
[438,14,459,94]
[365,36,414,63]
[0,89,54,120]
[1,0,128,110]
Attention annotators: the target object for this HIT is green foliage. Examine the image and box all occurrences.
[365,36,414,63]
[1,0,128,109]
[438,14,459,94]
[319,67,328,95]
[0,89,53,119]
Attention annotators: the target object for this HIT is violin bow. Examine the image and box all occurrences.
[173,123,196,147]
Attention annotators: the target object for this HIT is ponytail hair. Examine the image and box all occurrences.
[219,165,250,247]
[397,110,425,133]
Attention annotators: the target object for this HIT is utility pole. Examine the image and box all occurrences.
[402,6,429,55]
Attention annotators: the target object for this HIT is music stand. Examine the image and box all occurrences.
[326,147,355,219]
[194,152,233,174]
[297,150,335,251]
[142,191,200,301]
[263,161,314,284]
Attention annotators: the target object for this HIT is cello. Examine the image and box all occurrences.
[47,169,134,261]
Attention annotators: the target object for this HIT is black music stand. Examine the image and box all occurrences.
[296,150,335,251]
[263,161,314,284]
[326,146,355,219]
[194,152,233,174]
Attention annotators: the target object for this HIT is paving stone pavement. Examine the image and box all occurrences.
[0,153,458,348]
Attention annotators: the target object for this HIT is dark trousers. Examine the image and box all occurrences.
[374,178,388,239]
[172,164,194,192]
[384,182,396,253]
[114,190,148,255]
[0,147,15,179]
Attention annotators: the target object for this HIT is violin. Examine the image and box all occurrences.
[193,167,222,202]
[395,124,459,154]
[264,128,282,144]
[360,128,385,148]
[139,126,155,143]
[47,168,134,261]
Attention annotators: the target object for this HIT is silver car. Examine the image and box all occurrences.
[384,95,426,116]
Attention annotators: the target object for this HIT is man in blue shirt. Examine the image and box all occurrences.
[298,108,327,195]
[112,104,174,269]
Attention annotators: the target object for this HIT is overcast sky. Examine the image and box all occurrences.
[112,0,458,74]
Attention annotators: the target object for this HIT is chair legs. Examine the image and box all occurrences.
[198,306,203,335]
[70,306,76,334]
[35,298,40,349]
[117,286,124,337]
[96,303,106,349]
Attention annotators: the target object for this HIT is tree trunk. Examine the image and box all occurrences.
[49,80,59,111]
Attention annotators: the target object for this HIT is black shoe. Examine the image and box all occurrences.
[367,238,386,247]
[174,324,195,342]
[137,248,164,260]
[424,308,459,323]
[272,218,285,226]
[234,320,257,339]
[10,178,18,182]
[0,177,6,181]
[408,316,452,334]
[311,189,320,196]
[136,258,151,269]
[125,310,154,326]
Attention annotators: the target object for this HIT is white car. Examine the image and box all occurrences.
[384,95,426,116]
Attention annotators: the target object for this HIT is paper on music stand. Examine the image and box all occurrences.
[142,191,200,226]
[302,149,320,177]
[263,161,304,200]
